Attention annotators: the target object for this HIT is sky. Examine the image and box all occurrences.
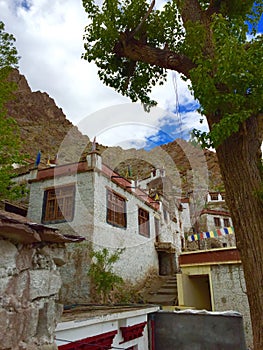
[0,0,262,151]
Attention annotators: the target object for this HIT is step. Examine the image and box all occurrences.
[161,283,177,289]
[147,294,177,306]
[165,279,177,284]
[157,288,177,295]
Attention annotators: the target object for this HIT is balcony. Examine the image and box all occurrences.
[155,242,176,253]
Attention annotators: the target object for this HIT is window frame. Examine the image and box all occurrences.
[213,217,221,227]
[42,184,75,224]
[210,193,219,201]
[138,207,150,237]
[106,189,127,229]
[223,218,230,227]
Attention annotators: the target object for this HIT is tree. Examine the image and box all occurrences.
[82,1,263,348]
[0,21,25,201]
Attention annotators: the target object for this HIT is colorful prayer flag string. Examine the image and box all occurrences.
[187,227,234,242]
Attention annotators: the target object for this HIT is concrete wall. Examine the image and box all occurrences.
[211,264,252,348]
[0,238,64,350]
[153,311,246,350]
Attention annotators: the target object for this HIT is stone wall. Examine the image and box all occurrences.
[0,238,64,350]
[211,264,252,348]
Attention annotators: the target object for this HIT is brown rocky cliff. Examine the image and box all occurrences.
[6,69,90,165]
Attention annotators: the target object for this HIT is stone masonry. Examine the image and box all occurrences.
[0,210,84,350]
[211,264,253,348]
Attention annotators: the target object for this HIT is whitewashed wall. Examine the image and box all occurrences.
[93,170,159,282]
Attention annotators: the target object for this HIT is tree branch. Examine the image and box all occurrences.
[114,32,195,78]
[131,0,155,37]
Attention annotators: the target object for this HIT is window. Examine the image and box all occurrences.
[210,193,218,200]
[154,217,160,238]
[107,190,127,228]
[223,218,230,227]
[214,217,221,227]
[42,184,75,223]
[138,208,150,237]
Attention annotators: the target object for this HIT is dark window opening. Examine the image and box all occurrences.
[138,208,150,237]
[106,190,127,228]
[214,217,221,227]
[210,193,218,200]
[223,218,230,227]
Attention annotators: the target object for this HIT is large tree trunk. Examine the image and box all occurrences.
[216,114,263,350]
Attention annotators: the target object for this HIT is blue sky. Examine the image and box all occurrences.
[2,1,262,151]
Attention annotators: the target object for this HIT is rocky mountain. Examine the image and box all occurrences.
[6,69,90,166]
[6,69,223,193]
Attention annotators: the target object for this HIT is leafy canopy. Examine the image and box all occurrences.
[82,0,263,147]
[0,21,25,200]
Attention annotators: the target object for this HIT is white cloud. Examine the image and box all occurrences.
[0,0,205,149]
[77,103,170,148]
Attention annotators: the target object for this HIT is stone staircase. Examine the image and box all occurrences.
[146,275,178,306]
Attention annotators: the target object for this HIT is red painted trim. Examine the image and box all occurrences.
[31,162,89,182]
[200,208,231,217]
[179,248,241,266]
[58,330,117,350]
[120,322,147,344]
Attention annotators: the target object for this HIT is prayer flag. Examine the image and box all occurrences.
[35,150,41,166]
[188,227,235,242]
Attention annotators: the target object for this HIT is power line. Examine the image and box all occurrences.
[172,72,183,138]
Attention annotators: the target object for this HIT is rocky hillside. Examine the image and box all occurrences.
[5,70,223,192]
[6,69,90,166]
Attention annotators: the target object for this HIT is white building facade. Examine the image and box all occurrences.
[27,152,181,304]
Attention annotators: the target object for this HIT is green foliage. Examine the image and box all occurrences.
[88,247,125,304]
[82,0,184,107]
[82,1,262,148]
[189,14,263,147]
[0,21,26,201]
